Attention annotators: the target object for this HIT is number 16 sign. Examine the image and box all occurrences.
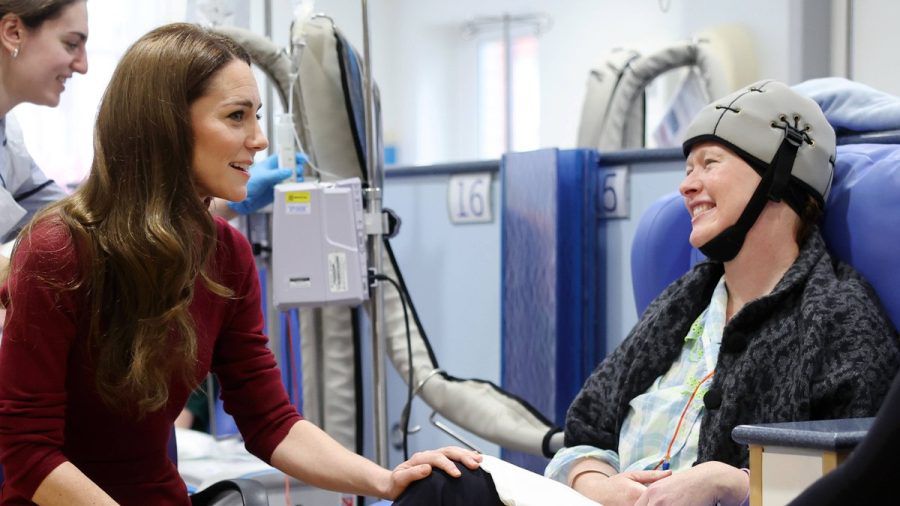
[447,172,493,224]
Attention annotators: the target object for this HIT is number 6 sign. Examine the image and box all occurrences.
[599,165,629,219]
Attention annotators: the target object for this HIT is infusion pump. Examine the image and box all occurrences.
[272,178,368,310]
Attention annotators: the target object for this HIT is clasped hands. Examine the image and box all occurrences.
[573,461,749,506]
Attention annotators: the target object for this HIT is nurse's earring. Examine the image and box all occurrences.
[10,46,18,59]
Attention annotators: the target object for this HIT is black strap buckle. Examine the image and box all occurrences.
[783,125,805,147]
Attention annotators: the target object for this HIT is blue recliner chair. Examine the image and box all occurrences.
[631,142,900,329]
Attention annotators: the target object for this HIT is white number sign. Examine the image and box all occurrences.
[448,172,493,224]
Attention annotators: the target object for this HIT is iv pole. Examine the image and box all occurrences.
[360,0,389,468]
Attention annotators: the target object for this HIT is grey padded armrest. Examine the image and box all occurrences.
[732,418,874,451]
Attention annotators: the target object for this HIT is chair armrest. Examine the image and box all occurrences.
[190,478,269,506]
[732,417,873,451]
[732,418,873,506]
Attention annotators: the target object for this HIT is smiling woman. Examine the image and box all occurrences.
[0,0,86,253]
[393,80,900,506]
[0,22,480,506]
[0,0,88,109]
[545,80,899,506]
[681,142,766,250]
[190,59,268,203]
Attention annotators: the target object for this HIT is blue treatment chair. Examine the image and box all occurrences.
[630,142,900,330]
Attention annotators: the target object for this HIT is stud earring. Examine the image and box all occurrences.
[11,46,18,59]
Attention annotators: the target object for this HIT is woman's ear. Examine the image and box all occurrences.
[0,13,24,57]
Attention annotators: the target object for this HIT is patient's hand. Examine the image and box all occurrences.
[633,461,749,506]
[573,469,671,506]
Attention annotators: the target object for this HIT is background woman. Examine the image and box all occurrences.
[0,0,294,287]
[0,0,85,263]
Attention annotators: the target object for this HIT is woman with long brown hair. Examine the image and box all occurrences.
[0,22,479,505]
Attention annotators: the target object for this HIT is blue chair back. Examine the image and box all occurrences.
[631,143,900,331]
[630,192,693,316]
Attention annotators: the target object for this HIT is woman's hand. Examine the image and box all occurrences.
[633,461,749,506]
[573,469,671,506]
[384,446,482,500]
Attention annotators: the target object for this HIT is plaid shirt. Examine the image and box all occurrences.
[545,276,727,482]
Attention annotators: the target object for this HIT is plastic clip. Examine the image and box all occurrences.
[783,125,805,147]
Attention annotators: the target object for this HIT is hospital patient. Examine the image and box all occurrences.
[396,81,900,506]
[0,23,479,505]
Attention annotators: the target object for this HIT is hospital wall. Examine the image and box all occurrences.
[834,0,900,97]
[382,172,505,460]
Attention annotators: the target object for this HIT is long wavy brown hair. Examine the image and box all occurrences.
[21,23,251,416]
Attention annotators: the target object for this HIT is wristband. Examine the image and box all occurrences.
[569,468,611,487]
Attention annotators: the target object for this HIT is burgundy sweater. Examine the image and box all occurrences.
[0,216,302,504]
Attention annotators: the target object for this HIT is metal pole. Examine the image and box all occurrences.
[261,0,279,366]
[502,13,513,153]
[264,0,274,150]
[845,0,854,79]
[360,0,389,468]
